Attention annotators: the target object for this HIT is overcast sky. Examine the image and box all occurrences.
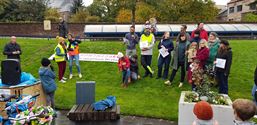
[82,0,230,7]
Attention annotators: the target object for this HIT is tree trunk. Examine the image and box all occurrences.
[131,0,136,26]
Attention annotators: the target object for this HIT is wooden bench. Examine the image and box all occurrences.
[67,104,120,121]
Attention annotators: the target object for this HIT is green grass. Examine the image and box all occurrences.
[0,38,256,121]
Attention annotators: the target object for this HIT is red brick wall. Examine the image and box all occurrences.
[0,23,85,38]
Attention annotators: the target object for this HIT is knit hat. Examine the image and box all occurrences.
[220,40,229,46]
[193,101,213,120]
[41,58,51,67]
[117,52,124,58]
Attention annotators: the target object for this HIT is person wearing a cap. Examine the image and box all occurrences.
[214,40,232,94]
[3,36,22,60]
[193,101,219,125]
[139,27,155,78]
[39,58,57,109]
[124,26,139,57]
[54,36,68,83]
[58,17,68,38]
[232,99,256,125]
[207,32,220,66]
[191,22,208,41]
[117,52,131,88]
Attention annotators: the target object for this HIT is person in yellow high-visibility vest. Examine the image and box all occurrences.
[67,34,82,79]
[54,36,67,83]
[139,26,155,78]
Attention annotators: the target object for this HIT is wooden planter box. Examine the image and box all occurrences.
[178,91,234,125]
[0,82,47,117]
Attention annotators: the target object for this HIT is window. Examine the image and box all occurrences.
[237,5,242,12]
[229,7,234,13]
[249,3,256,10]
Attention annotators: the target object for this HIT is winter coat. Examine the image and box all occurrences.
[129,58,138,74]
[58,21,68,38]
[158,38,174,56]
[118,57,130,71]
[207,40,220,66]
[39,67,57,94]
[195,47,210,68]
[172,40,190,70]
[215,48,232,76]
[3,42,22,59]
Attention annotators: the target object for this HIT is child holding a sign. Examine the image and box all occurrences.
[215,40,232,94]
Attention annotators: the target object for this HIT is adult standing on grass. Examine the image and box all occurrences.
[58,17,68,38]
[157,32,174,80]
[165,33,190,87]
[124,26,139,57]
[3,36,22,60]
[67,34,82,79]
[195,39,209,68]
[54,36,68,83]
[191,23,208,41]
[39,58,57,109]
[214,40,232,94]
[139,26,155,78]
[207,32,220,66]
[176,25,190,42]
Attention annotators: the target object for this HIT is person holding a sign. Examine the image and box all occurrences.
[157,32,174,80]
[67,34,82,79]
[214,40,232,94]
[165,33,190,87]
[139,27,155,78]
[54,36,68,83]
[124,26,139,57]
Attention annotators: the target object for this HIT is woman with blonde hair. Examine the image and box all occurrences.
[54,36,68,83]
[194,39,209,68]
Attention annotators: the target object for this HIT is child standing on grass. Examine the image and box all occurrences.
[117,52,131,88]
[186,42,197,84]
[39,58,57,109]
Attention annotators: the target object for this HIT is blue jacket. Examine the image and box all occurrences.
[125,32,139,50]
[39,67,57,93]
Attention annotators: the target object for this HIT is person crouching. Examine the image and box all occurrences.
[129,55,140,81]
[117,52,131,88]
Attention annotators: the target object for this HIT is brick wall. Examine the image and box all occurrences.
[0,23,85,38]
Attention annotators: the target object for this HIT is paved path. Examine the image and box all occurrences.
[53,110,177,125]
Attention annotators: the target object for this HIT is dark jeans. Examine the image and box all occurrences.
[57,61,66,80]
[158,55,171,79]
[169,62,185,82]
[216,71,228,94]
[122,69,130,84]
[46,92,55,109]
[141,55,152,75]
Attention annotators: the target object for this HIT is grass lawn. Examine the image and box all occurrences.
[0,38,256,121]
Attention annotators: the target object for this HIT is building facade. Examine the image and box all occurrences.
[227,0,257,21]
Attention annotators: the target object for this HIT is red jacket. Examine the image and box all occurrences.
[118,57,130,71]
[191,29,208,41]
[196,47,209,68]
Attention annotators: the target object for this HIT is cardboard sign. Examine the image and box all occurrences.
[44,20,51,31]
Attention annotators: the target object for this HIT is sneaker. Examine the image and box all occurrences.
[178,82,183,88]
[164,81,171,86]
[59,79,66,83]
[69,74,73,79]
[79,73,82,78]
[62,77,67,80]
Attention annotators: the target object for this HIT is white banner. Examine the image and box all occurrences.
[49,53,119,63]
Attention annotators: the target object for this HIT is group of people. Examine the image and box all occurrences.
[117,22,233,95]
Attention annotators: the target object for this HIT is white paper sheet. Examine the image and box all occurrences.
[216,58,226,69]
[140,41,148,48]
[159,48,169,58]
